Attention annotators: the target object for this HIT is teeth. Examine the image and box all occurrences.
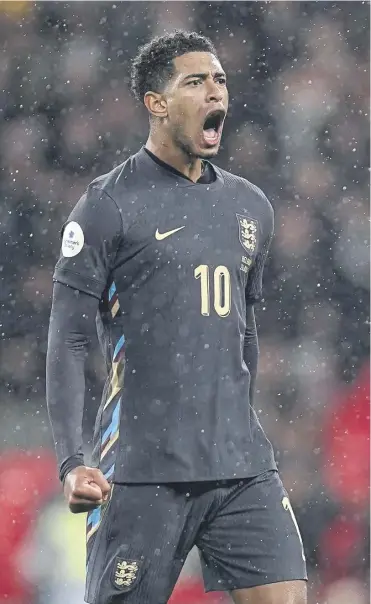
[203,128,219,142]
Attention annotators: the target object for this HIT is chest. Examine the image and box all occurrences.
[117,186,263,274]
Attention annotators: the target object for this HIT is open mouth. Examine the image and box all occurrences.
[202,110,225,146]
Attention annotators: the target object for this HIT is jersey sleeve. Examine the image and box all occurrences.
[53,186,123,298]
[245,197,274,304]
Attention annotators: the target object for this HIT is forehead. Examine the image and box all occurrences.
[173,52,224,78]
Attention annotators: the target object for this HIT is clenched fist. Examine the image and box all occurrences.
[64,466,111,513]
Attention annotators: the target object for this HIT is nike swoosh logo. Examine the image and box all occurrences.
[155,226,185,240]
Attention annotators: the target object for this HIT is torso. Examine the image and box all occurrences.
[92,148,276,482]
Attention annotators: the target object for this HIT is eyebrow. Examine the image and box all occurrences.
[182,71,226,82]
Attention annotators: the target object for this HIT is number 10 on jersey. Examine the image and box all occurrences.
[194,265,231,317]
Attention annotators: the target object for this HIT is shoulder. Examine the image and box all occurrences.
[218,167,272,206]
[88,152,139,202]
[68,161,136,234]
[215,166,274,228]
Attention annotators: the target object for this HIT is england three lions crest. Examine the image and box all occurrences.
[112,558,140,592]
[236,214,258,253]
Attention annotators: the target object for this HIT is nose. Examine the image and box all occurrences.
[206,82,223,104]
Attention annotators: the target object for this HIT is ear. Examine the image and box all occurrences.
[144,91,168,119]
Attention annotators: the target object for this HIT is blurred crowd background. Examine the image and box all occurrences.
[0,1,369,603]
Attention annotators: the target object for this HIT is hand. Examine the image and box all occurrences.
[64,466,111,513]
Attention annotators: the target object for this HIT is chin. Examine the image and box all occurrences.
[178,137,220,160]
[198,145,220,159]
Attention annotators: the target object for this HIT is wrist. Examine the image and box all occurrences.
[59,455,85,484]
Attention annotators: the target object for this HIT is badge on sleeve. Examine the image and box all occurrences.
[61,221,84,257]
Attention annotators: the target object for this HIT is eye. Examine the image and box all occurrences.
[187,79,202,86]
[217,77,227,85]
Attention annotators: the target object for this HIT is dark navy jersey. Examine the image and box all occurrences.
[53,148,276,482]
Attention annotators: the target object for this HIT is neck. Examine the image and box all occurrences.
[145,133,203,183]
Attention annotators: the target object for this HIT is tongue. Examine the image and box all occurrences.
[203,128,218,143]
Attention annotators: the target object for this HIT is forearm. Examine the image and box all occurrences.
[243,303,259,406]
[46,282,98,481]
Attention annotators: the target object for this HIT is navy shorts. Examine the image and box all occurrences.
[85,470,307,603]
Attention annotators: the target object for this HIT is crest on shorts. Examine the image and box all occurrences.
[112,558,140,591]
[236,214,258,254]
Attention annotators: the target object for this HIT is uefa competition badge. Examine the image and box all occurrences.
[61,221,84,257]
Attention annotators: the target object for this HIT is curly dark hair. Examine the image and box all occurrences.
[131,30,218,103]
